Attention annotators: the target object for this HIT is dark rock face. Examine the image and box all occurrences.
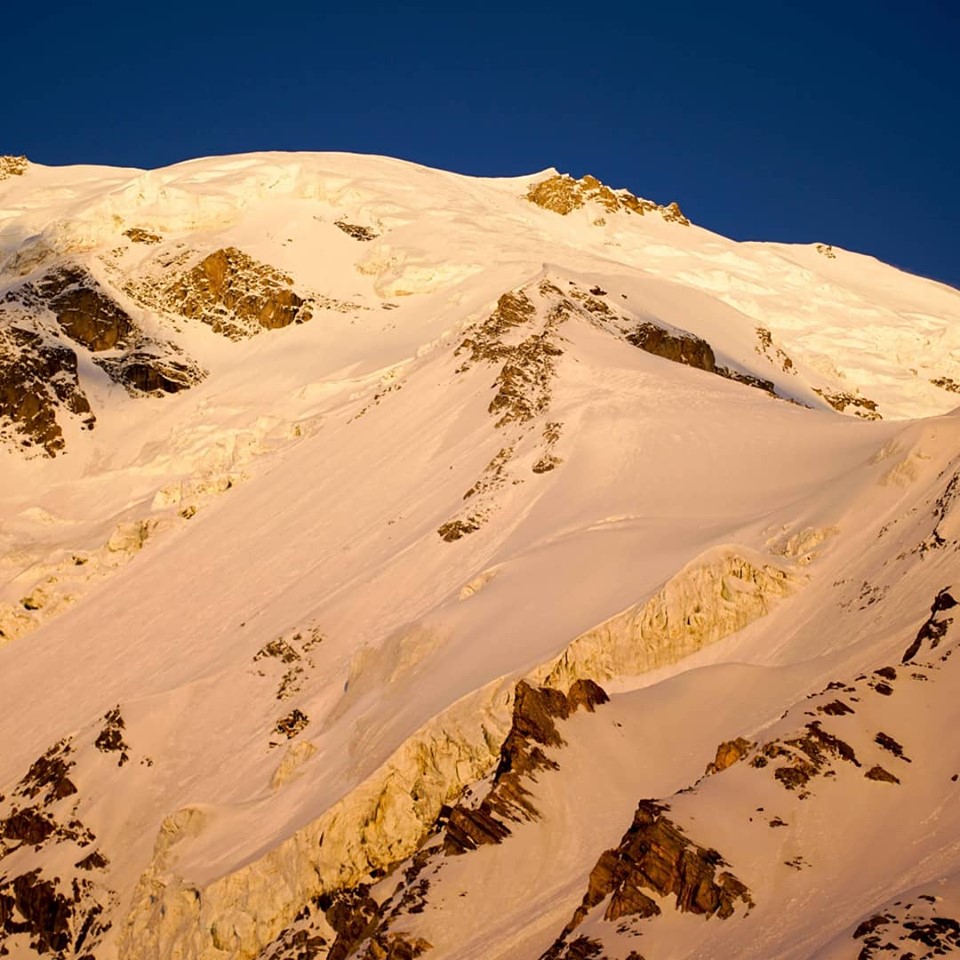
[167,247,313,339]
[902,589,956,663]
[716,366,776,395]
[260,887,432,960]
[0,324,95,456]
[0,870,74,955]
[94,707,130,767]
[1,264,207,455]
[321,887,380,960]
[271,678,608,960]
[931,376,960,394]
[624,322,778,397]
[443,679,608,856]
[524,172,688,226]
[436,518,482,542]
[875,732,910,762]
[93,351,204,395]
[864,765,900,784]
[31,267,137,352]
[543,800,752,958]
[760,721,861,795]
[852,898,960,958]
[334,221,378,241]
[627,322,716,372]
[0,738,114,959]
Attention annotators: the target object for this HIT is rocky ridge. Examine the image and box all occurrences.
[526,174,689,225]
[0,709,145,959]
[0,156,27,180]
[114,536,802,960]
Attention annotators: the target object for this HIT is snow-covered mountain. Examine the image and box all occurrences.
[0,150,958,960]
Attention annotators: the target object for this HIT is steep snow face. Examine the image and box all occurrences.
[0,151,958,960]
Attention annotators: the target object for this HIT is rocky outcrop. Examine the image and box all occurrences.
[0,324,95,455]
[928,472,960,551]
[273,709,309,741]
[625,319,782,397]
[443,679,608,855]
[902,588,956,663]
[124,227,162,245]
[753,721,861,796]
[626,322,716,372]
[931,376,960,394]
[1,266,206,454]
[754,326,795,374]
[0,156,27,180]
[813,387,881,420]
[852,895,960,958]
[26,266,138,352]
[704,737,754,777]
[334,221,378,242]
[525,173,689,225]
[95,706,131,766]
[94,350,205,395]
[543,800,752,958]
[441,280,572,539]
[164,248,313,339]
[0,738,115,959]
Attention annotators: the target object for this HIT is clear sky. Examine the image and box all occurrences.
[4,0,957,288]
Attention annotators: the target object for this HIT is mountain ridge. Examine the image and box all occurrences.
[0,151,958,960]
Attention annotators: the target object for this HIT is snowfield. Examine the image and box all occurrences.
[0,151,958,960]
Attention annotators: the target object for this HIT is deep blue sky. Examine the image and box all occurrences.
[5,1,957,287]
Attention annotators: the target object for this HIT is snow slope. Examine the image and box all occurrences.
[0,151,958,960]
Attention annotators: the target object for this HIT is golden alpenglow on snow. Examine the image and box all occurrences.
[1,152,959,960]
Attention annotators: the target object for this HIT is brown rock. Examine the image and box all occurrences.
[704,737,754,776]
[0,324,95,456]
[334,221,378,241]
[547,799,752,955]
[32,266,137,352]
[525,173,688,226]
[864,765,900,784]
[167,247,312,339]
[567,679,610,714]
[0,870,73,954]
[812,387,881,420]
[95,706,130,767]
[437,518,482,542]
[2,807,56,844]
[902,589,956,663]
[94,351,205,395]
[626,322,716,373]
[19,741,77,802]
[444,679,609,855]
[274,709,310,739]
[123,227,162,244]
[0,155,28,179]
[874,732,909,762]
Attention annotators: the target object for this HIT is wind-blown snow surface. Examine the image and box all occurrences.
[0,151,958,960]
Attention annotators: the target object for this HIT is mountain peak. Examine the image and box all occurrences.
[1,150,959,960]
